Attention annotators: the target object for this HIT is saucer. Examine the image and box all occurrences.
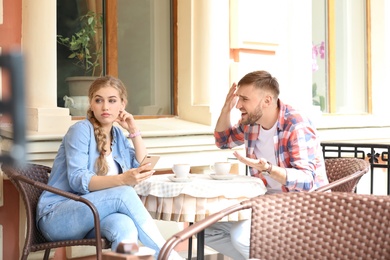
[209,173,235,180]
[168,175,192,182]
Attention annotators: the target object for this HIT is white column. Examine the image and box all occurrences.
[22,0,71,132]
[177,0,230,125]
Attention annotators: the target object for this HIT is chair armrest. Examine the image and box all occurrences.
[313,169,367,192]
[158,199,253,260]
[13,174,105,253]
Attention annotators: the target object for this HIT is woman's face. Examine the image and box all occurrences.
[90,86,125,127]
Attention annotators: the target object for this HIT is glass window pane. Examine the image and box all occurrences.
[312,0,328,112]
[117,0,172,116]
[312,0,368,114]
[334,0,367,114]
[57,0,104,110]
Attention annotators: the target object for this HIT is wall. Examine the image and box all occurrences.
[0,181,19,260]
[0,0,22,259]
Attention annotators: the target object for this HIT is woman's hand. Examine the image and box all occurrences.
[115,110,138,133]
[116,110,147,165]
[89,164,154,191]
[120,163,154,186]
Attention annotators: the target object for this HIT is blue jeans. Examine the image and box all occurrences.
[38,186,166,257]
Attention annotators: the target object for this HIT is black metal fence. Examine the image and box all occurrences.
[321,142,390,195]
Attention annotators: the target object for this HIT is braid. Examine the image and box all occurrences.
[87,75,128,176]
[87,109,109,176]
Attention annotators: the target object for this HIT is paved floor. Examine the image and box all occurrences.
[177,241,231,260]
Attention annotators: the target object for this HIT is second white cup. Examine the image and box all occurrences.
[210,162,231,175]
[172,164,190,178]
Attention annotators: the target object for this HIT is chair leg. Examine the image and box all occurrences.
[43,249,51,260]
[96,250,102,260]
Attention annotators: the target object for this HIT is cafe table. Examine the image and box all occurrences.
[134,173,267,259]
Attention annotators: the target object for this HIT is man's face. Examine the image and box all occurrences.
[235,84,264,125]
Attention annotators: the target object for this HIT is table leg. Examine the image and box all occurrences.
[188,222,193,260]
[188,223,205,260]
[197,230,204,260]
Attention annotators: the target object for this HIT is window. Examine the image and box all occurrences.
[56,0,104,113]
[117,0,173,116]
[57,0,175,117]
[312,0,370,114]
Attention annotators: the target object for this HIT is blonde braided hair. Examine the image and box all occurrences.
[86,76,128,175]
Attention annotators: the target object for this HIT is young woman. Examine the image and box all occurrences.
[37,76,182,259]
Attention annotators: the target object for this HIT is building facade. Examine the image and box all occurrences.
[1,0,390,259]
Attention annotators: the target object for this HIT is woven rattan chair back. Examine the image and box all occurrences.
[159,192,390,260]
[313,158,370,192]
[2,163,110,260]
[249,192,390,259]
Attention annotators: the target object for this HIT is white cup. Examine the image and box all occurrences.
[172,164,190,178]
[210,162,231,175]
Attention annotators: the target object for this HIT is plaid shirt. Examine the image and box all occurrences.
[214,100,328,192]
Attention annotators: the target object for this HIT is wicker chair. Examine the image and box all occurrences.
[313,157,370,192]
[1,163,111,260]
[158,192,390,260]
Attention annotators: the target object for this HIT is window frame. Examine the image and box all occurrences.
[326,0,372,114]
[104,0,177,119]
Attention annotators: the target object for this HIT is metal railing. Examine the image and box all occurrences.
[321,142,390,195]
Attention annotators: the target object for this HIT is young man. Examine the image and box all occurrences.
[205,70,328,259]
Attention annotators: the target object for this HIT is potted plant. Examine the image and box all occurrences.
[57,11,103,115]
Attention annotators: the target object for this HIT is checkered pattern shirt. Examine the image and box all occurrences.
[214,100,328,191]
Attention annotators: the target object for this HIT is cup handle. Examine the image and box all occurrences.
[209,164,214,171]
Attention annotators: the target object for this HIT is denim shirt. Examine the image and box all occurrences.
[36,120,140,221]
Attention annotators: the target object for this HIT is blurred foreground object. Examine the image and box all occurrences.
[116,241,139,254]
[103,243,154,260]
[0,51,26,165]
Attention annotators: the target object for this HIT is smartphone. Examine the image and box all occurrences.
[139,155,160,172]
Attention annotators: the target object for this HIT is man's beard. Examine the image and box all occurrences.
[241,105,262,125]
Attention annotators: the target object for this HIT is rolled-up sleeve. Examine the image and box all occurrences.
[214,124,245,149]
[283,124,320,191]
